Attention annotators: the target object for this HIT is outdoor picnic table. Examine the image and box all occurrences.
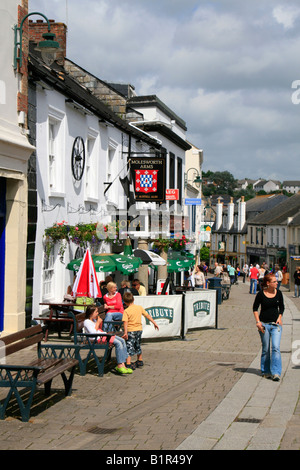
[37,302,92,341]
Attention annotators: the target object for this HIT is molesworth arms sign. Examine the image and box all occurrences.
[130,157,166,202]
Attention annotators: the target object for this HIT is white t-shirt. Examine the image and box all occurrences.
[83,318,99,334]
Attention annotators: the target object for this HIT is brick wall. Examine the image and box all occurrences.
[29,19,67,64]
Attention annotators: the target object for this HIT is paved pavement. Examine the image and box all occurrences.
[0,280,299,451]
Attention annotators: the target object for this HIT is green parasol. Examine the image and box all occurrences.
[167,251,195,273]
[149,251,195,273]
[67,253,142,275]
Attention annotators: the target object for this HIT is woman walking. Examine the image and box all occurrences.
[252,273,284,381]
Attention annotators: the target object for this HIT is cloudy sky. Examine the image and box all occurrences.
[29,0,300,181]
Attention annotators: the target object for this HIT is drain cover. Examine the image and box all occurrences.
[234,417,262,423]
[87,426,118,435]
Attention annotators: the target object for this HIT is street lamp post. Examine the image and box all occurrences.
[14,12,60,70]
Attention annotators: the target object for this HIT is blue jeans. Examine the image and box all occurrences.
[295,285,300,297]
[259,323,282,376]
[250,279,257,294]
[113,336,128,365]
[103,312,123,331]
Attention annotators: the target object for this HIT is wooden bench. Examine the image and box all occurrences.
[40,310,124,377]
[0,325,78,422]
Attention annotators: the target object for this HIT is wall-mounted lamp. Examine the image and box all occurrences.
[14,12,60,70]
[184,167,202,188]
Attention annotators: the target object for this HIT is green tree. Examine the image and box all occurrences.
[200,245,210,262]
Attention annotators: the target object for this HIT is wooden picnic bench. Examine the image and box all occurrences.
[0,325,78,422]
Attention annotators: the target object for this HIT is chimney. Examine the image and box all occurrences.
[227,197,234,230]
[29,19,67,65]
[216,197,223,230]
[238,196,246,231]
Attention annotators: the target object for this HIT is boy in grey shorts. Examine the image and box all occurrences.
[122,292,159,370]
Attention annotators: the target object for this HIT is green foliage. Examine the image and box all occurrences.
[202,170,237,196]
[200,245,210,262]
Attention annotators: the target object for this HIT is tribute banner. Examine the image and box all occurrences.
[130,157,166,202]
[184,290,217,329]
[133,295,182,338]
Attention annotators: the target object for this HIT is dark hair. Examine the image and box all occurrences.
[123,292,134,304]
[261,273,276,289]
[85,305,98,319]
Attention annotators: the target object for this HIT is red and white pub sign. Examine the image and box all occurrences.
[166,189,179,200]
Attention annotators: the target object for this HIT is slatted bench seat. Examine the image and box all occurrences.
[39,308,124,377]
[0,325,78,422]
[70,310,123,376]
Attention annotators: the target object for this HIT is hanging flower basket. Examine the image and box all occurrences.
[152,235,189,253]
[44,221,120,260]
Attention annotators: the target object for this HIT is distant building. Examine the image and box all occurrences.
[282,181,300,194]
[253,179,281,193]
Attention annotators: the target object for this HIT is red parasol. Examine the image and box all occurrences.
[72,248,101,298]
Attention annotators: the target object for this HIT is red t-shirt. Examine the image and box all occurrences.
[103,293,124,313]
[250,267,259,279]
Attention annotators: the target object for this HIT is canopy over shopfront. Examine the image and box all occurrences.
[67,253,142,275]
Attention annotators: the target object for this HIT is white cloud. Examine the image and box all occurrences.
[273,5,300,29]
[28,0,300,180]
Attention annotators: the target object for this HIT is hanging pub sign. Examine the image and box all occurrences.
[130,157,166,202]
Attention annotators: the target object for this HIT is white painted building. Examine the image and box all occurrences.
[28,47,161,318]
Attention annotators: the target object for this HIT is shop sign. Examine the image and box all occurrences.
[130,157,166,202]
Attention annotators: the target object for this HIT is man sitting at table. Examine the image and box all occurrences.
[132,279,146,296]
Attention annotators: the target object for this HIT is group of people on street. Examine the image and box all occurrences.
[213,262,241,284]
[247,263,284,295]
[83,279,159,375]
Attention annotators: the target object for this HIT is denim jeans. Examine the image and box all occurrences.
[112,336,128,364]
[250,278,257,294]
[259,323,282,376]
[295,284,300,297]
[103,312,123,331]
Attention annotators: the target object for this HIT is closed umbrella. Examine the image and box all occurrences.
[123,237,133,256]
[71,248,101,298]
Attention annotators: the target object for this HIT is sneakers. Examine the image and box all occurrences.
[272,374,280,381]
[136,360,144,368]
[115,366,133,375]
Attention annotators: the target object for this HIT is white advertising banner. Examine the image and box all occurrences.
[184,290,217,329]
[133,295,183,339]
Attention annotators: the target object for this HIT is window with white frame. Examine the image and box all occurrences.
[42,247,54,299]
[85,131,98,200]
[48,107,64,195]
[106,138,118,205]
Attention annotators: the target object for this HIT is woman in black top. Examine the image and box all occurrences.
[253,273,284,381]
